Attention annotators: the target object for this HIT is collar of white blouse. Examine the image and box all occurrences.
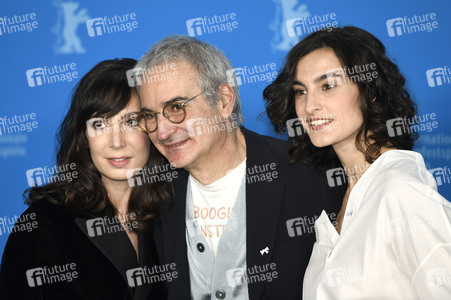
[314,151,389,247]
[315,210,340,248]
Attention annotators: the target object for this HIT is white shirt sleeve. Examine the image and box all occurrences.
[382,177,451,299]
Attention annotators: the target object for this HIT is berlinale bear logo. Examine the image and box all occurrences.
[52,1,90,54]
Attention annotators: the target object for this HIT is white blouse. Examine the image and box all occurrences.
[303,150,451,299]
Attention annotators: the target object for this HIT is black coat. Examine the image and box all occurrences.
[0,199,166,300]
[153,128,345,299]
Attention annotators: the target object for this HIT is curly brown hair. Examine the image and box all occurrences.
[24,58,171,232]
[263,26,418,173]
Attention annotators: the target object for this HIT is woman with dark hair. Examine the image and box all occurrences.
[0,58,169,299]
[264,26,451,299]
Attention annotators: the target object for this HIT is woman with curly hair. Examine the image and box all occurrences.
[264,26,451,299]
[0,58,169,299]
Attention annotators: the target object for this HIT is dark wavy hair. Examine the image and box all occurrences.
[24,58,170,232]
[263,26,418,173]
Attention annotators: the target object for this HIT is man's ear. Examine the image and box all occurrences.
[216,82,236,119]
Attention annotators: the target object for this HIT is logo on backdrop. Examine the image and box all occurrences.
[385,113,438,137]
[270,1,310,51]
[226,63,278,87]
[0,133,28,159]
[386,13,438,37]
[26,163,78,187]
[186,13,238,37]
[426,66,451,87]
[86,13,138,38]
[286,13,338,38]
[52,1,90,54]
[416,133,451,163]
[0,13,38,36]
[0,113,38,136]
[26,63,78,87]
[428,167,451,186]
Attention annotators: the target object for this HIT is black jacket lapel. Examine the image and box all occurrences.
[154,169,191,299]
[242,128,284,299]
[74,216,138,298]
[133,232,156,300]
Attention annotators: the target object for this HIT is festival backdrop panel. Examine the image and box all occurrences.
[1,0,450,257]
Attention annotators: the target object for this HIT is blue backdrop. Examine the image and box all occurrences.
[1,0,450,257]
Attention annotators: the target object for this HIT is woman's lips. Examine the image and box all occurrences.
[307,118,335,131]
[107,157,131,167]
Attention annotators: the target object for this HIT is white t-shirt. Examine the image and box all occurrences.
[303,150,451,299]
[187,159,246,255]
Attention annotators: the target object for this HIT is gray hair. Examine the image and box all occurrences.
[135,35,243,124]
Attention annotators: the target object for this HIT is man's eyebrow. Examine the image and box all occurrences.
[163,96,188,106]
[141,96,189,112]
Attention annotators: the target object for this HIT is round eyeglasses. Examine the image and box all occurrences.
[137,91,205,133]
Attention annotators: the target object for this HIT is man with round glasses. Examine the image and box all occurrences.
[133,35,344,300]
[137,91,205,133]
